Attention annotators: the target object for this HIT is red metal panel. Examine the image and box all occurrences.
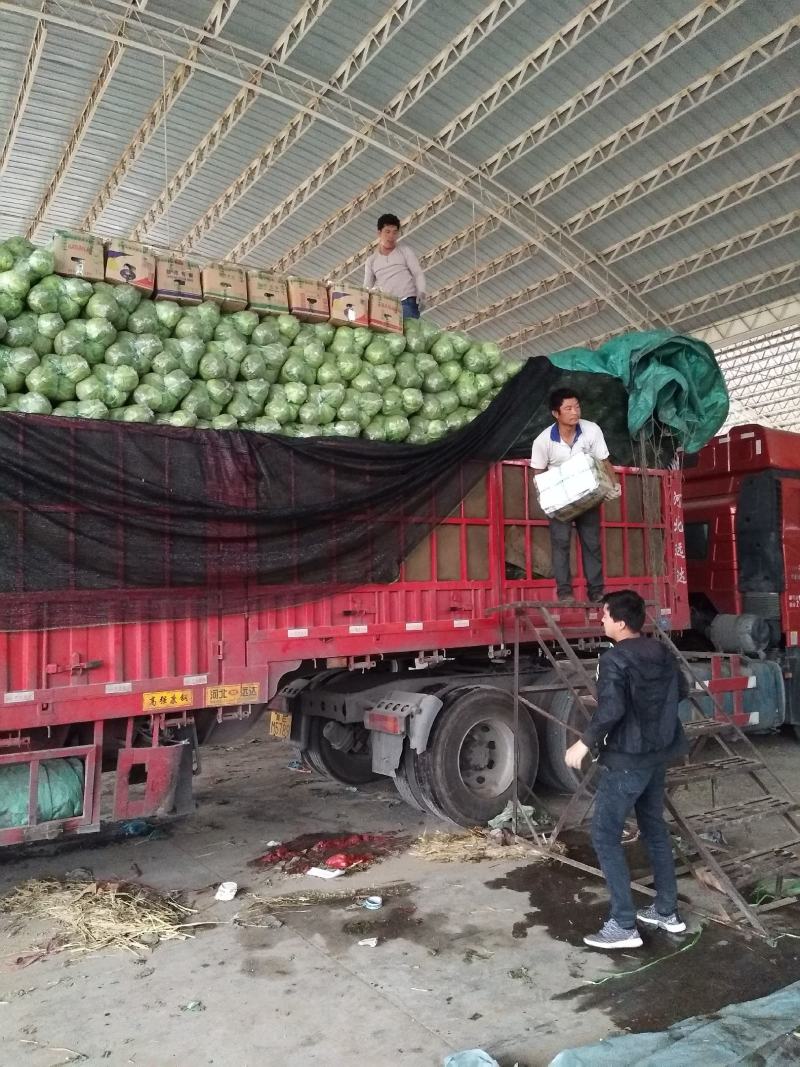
[1,460,687,730]
[113,743,190,822]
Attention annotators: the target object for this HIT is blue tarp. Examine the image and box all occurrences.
[549,979,800,1066]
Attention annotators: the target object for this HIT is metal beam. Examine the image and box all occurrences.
[562,90,800,236]
[79,0,246,231]
[0,14,46,177]
[132,0,343,240]
[634,211,800,295]
[330,0,765,280]
[276,0,628,272]
[600,153,800,263]
[515,18,800,210]
[172,0,422,251]
[221,0,529,260]
[26,0,147,240]
[670,262,800,325]
[428,238,537,307]
[447,210,800,331]
[483,0,746,179]
[691,296,800,347]
[499,299,610,351]
[426,94,799,296]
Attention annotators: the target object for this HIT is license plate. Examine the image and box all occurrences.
[269,711,292,740]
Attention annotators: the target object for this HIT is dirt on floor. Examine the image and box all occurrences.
[0,731,799,1067]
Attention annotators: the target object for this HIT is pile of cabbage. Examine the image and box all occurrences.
[0,237,523,442]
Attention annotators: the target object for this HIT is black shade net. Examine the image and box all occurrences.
[0,357,672,631]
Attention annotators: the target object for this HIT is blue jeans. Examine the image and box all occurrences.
[401,297,420,319]
[590,763,678,928]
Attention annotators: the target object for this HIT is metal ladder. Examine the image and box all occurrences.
[496,600,800,936]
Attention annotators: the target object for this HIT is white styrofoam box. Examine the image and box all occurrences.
[534,453,614,521]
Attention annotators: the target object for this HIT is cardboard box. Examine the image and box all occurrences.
[202,263,247,311]
[368,291,403,334]
[328,283,369,328]
[534,453,615,522]
[104,239,155,293]
[287,276,329,322]
[154,255,202,305]
[52,230,105,281]
[246,269,289,316]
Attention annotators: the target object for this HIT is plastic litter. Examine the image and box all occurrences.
[119,819,151,837]
[362,896,383,910]
[307,867,343,880]
[180,1000,205,1013]
[358,937,379,948]
[443,1051,500,1067]
[487,801,538,830]
[214,881,238,901]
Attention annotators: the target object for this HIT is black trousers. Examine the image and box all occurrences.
[548,505,603,597]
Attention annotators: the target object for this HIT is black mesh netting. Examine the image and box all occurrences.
[0,357,672,631]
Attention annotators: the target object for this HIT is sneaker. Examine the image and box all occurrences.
[636,905,687,933]
[583,919,643,949]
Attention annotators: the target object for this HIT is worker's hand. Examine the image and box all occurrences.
[417,295,425,312]
[564,739,590,769]
[605,483,622,500]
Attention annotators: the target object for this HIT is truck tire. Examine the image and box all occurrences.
[305,718,379,786]
[392,743,426,812]
[541,686,595,794]
[414,687,539,826]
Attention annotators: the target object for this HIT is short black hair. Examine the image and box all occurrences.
[549,387,580,414]
[377,213,401,230]
[604,590,645,633]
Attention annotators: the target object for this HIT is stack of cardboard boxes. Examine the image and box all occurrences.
[50,231,405,329]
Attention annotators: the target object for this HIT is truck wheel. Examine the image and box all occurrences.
[392,744,428,813]
[414,687,539,826]
[541,687,595,793]
[305,719,379,786]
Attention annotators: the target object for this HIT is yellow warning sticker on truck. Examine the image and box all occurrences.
[142,689,192,711]
[205,682,261,706]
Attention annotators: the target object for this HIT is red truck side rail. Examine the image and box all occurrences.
[0,456,687,843]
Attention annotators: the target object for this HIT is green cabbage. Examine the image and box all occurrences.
[155,301,182,330]
[206,378,234,406]
[17,392,52,415]
[211,414,238,430]
[75,399,108,420]
[0,347,39,391]
[231,310,258,338]
[27,280,62,314]
[6,313,37,347]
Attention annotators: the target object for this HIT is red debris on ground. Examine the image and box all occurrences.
[252,832,402,874]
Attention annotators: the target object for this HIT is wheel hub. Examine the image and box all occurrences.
[457,719,515,797]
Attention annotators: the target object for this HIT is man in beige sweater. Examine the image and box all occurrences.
[364,213,426,319]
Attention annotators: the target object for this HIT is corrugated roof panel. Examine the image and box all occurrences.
[209,0,337,59]
[139,94,302,248]
[577,124,800,252]
[340,0,493,109]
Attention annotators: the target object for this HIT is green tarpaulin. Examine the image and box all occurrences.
[547,330,729,454]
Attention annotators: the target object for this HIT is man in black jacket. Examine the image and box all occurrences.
[565,589,689,948]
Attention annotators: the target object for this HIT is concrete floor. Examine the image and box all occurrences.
[1,732,799,1067]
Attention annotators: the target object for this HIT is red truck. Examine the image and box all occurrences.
[0,431,687,842]
[682,422,800,739]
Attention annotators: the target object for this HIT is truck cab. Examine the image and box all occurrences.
[683,424,800,735]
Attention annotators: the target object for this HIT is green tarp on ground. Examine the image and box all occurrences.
[549,979,800,1066]
[548,330,729,454]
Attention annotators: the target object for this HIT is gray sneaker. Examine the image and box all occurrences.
[636,905,687,933]
[583,918,643,949]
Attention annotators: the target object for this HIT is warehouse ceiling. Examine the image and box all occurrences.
[0,0,798,420]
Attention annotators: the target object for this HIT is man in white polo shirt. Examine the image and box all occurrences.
[364,213,426,319]
[530,388,619,603]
